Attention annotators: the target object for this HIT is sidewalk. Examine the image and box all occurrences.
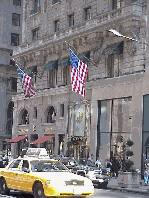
[107,177,149,194]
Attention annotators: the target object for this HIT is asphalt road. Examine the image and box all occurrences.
[0,188,149,198]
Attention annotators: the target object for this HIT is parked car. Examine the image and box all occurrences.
[77,160,111,189]
[58,157,82,174]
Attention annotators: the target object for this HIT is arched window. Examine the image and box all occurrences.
[19,109,29,125]
[46,106,56,123]
[6,101,14,135]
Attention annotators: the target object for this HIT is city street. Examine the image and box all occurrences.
[0,188,149,198]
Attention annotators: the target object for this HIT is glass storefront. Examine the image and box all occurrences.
[97,97,132,164]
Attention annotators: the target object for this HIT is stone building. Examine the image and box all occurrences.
[0,0,23,152]
[11,0,149,174]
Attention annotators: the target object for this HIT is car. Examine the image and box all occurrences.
[0,148,94,198]
[58,157,81,174]
[77,160,111,189]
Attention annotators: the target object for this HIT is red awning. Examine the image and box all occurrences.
[7,135,27,143]
[30,135,53,144]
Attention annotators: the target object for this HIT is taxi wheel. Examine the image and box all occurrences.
[33,182,45,198]
[0,178,10,195]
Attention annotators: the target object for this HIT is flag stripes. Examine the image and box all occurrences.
[70,49,88,98]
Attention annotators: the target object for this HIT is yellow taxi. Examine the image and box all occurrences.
[0,148,94,198]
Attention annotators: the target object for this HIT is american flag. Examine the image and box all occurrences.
[70,49,88,98]
[17,66,36,97]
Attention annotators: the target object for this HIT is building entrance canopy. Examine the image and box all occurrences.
[7,135,27,143]
[30,135,53,144]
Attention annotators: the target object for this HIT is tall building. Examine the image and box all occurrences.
[12,0,148,175]
[0,0,23,152]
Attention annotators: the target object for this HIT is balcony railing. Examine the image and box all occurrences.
[13,2,143,56]
[30,6,41,15]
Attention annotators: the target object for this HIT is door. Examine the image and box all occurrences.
[3,159,22,189]
[18,160,33,192]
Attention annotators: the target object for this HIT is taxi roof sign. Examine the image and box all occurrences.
[24,148,49,158]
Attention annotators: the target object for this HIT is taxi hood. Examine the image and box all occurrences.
[31,171,87,181]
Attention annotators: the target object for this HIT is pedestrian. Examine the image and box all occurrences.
[111,157,118,178]
[144,168,148,186]
[106,160,112,175]
[95,157,102,169]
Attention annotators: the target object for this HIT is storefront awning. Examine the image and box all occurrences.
[30,135,53,144]
[7,135,27,143]
[102,41,124,55]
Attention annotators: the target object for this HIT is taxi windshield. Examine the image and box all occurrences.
[30,160,69,172]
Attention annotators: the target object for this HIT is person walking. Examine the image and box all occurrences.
[144,168,148,186]
[95,157,102,169]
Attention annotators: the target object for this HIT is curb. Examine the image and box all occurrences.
[107,186,149,194]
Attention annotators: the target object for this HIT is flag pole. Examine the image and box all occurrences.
[65,41,97,67]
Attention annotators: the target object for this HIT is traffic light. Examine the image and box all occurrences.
[121,136,123,142]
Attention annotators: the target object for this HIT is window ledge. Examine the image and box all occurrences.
[33,119,37,122]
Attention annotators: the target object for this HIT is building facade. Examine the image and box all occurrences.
[11,0,149,174]
[0,0,23,152]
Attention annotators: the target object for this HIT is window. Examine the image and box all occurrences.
[30,66,37,87]
[44,0,47,12]
[22,160,29,169]
[34,0,41,12]
[46,106,56,123]
[68,14,74,27]
[52,0,60,5]
[49,61,58,88]
[60,104,64,117]
[112,0,122,10]
[112,0,117,10]
[11,33,19,46]
[32,28,40,41]
[10,59,15,66]
[54,20,59,32]
[9,159,21,169]
[34,107,37,119]
[106,53,123,78]
[49,69,57,88]
[13,0,21,6]
[63,65,70,85]
[20,109,29,125]
[12,13,20,26]
[106,54,114,78]
[85,7,91,21]
[11,77,17,92]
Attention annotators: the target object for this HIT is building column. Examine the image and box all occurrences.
[131,87,143,170]
[55,133,58,156]
[90,90,98,161]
